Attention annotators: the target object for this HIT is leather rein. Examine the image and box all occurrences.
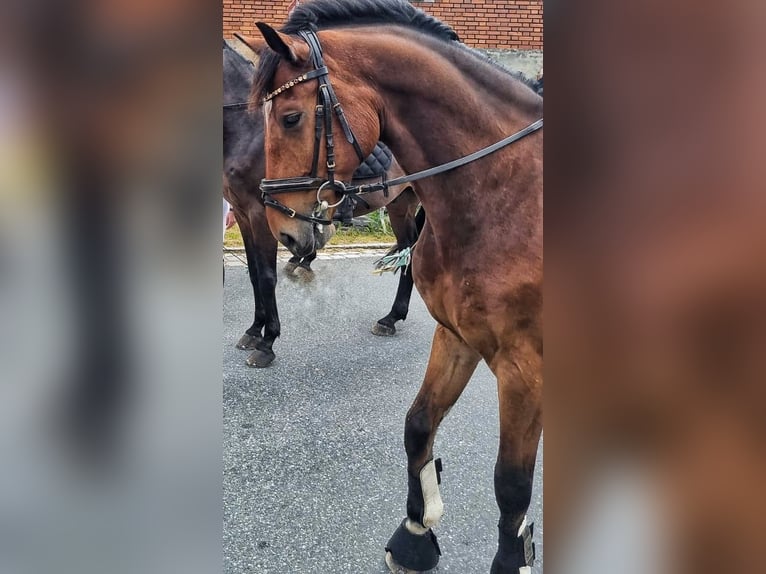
[259,29,543,226]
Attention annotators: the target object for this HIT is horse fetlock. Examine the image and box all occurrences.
[491,515,535,573]
[385,518,441,573]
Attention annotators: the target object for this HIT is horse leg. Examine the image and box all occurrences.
[293,250,317,283]
[386,325,481,573]
[373,191,421,336]
[489,347,542,573]
[234,210,266,351]
[245,214,280,368]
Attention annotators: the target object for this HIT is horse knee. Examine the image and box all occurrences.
[404,407,433,460]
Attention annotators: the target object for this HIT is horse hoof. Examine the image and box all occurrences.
[372,322,396,337]
[245,348,275,368]
[236,333,261,350]
[293,266,315,282]
[283,261,299,275]
[385,551,419,574]
[385,519,440,573]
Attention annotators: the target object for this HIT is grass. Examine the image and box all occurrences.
[223,209,396,248]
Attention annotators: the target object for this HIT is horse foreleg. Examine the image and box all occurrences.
[385,325,480,573]
[489,347,542,574]
[373,190,420,337]
[245,219,280,368]
[234,211,266,351]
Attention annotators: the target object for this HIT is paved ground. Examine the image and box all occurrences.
[223,253,543,573]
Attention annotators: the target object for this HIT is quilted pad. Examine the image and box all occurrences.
[352,142,393,180]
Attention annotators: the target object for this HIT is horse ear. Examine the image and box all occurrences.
[254,22,303,64]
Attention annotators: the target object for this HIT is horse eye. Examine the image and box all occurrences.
[282,112,302,128]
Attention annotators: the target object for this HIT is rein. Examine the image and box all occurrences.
[259,29,543,225]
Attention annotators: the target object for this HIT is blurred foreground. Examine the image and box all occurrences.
[1,1,222,572]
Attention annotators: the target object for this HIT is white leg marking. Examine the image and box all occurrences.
[420,459,444,528]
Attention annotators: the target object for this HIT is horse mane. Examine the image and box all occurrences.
[254,0,458,100]
[284,0,460,41]
[253,0,541,100]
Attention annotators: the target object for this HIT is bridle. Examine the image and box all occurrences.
[259,28,543,226]
[260,29,366,226]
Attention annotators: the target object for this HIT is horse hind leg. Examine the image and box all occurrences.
[373,191,420,337]
[245,226,280,368]
[235,213,266,350]
[489,346,542,573]
[372,260,414,336]
[385,325,480,573]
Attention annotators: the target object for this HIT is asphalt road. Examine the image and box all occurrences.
[223,253,543,573]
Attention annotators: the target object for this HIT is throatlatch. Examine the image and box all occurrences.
[385,458,444,571]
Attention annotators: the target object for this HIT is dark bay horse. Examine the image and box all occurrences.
[247,1,542,571]
[224,40,422,368]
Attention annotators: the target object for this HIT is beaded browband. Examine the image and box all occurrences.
[263,66,328,102]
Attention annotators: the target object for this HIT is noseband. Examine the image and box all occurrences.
[259,28,543,226]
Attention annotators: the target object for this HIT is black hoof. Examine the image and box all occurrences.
[245,348,275,368]
[236,333,262,350]
[372,321,396,337]
[385,519,440,573]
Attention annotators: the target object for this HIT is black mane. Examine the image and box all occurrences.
[254,0,458,100]
[253,0,540,100]
[284,0,459,41]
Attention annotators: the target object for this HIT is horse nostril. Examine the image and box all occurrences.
[226,164,244,183]
[279,233,296,249]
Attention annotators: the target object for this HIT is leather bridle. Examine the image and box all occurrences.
[259,28,543,226]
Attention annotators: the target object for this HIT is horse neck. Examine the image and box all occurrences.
[223,55,260,158]
[332,30,542,227]
[223,56,252,106]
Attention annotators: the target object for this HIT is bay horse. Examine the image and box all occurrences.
[224,39,423,368]
[246,0,542,571]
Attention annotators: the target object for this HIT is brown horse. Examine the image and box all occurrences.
[245,1,542,571]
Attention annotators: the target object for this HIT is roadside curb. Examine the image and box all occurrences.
[223,243,396,266]
[223,242,395,252]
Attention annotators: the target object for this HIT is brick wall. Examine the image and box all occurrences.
[223,0,543,50]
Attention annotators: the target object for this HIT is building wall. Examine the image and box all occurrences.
[223,0,543,50]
